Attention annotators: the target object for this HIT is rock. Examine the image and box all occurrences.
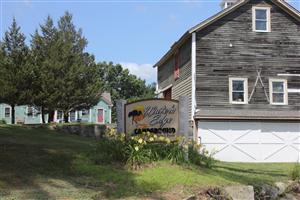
[69,125,80,135]
[280,193,296,200]
[276,182,287,195]
[224,186,254,200]
[261,184,279,200]
[182,194,195,200]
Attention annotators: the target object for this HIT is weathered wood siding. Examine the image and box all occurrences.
[157,38,192,116]
[196,0,300,111]
[173,76,192,118]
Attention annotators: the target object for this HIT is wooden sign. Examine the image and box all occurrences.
[125,99,179,138]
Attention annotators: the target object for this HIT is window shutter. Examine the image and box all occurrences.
[174,53,179,79]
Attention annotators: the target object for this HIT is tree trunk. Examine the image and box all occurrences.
[11,104,15,124]
[41,106,45,123]
[64,114,69,123]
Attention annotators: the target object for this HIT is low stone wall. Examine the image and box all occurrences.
[36,125,117,138]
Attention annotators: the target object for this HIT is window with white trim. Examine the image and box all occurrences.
[27,107,34,118]
[4,107,11,118]
[229,78,248,104]
[82,109,89,116]
[269,79,288,105]
[252,6,271,32]
[57,110,63,120]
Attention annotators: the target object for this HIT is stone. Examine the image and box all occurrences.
[80,125,95,137]
[280,193,296,200]
[182,194,195,200]
[116,100,127,134]
[224,186,254,200]
[178,95,189,139]
[94,125,106,138]
[275,182,287,195]
[261,184,279,200]
[69,125,80,135]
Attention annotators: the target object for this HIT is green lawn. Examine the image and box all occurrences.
[0,124,294,199]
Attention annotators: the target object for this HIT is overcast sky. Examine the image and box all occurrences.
[1,0,299,85]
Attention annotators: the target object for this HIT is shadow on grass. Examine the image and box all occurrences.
[0,125,165,199]
[201,162,290,186]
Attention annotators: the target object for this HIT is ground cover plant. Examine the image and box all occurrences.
[0,124,295,199]
[89,129,218,169]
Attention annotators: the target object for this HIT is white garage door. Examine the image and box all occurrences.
[198,121,300,162]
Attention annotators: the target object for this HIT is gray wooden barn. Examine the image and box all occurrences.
[154,0,300,162]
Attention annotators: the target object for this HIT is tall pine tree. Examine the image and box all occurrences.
[30,12,103,123]
[30,15,61,123]
[0,17,34,124]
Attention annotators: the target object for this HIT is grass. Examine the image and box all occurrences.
[0,124,295,199]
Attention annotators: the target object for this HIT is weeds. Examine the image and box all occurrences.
[0,118,7,124]
[289,161,300,181]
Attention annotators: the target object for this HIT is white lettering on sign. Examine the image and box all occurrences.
[143,105,176,128]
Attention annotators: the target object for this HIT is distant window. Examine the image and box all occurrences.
[70,111,76,121]
[252,7,271,32]
[82,109,89,116]
[227,2,234,7]
[269,79,288,105]
[4,107,11,118]
[57,110,63,120]
[174,53,179,79]
[229,78,248,104]
[27,107,34,118]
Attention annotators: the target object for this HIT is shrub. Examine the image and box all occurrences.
[0,118,7,124]
[188,139,218,168]
[89,129,218,169]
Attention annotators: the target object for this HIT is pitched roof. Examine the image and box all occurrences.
[153,0,300,68]
[101,93,113,106]
[195,109,300,120]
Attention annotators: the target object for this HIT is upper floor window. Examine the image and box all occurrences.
[27,107,34,118]
[82,109,89,116]
[229,77,248,104]
[174,53,179,79]
[269,79,288,105]
[4,107,11,118]
[220,0,237,10]
[252,6,271,32]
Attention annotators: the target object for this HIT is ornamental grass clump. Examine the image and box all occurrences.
[89,129,218,169]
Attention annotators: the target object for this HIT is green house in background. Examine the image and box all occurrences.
[0,93,113,124]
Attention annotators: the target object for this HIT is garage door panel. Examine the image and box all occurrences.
[198,121,300,162]
[233,129,260,143]
[233,144,260,161]
[212,144,231,161]
[199,123,229,143]
[262,145,290,162]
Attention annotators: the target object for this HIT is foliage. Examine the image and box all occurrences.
[89,130,217,169]
[95,61,156,122]
[0,118,7,124]
[289,161,300,181]
[30,12,103,123]
[188,140,219,168]
[0,17,35,124]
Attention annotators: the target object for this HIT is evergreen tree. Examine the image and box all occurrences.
[55,11,103,122]
[31,12,103,123]
[0,17,34,124]
[30,15,60,123]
